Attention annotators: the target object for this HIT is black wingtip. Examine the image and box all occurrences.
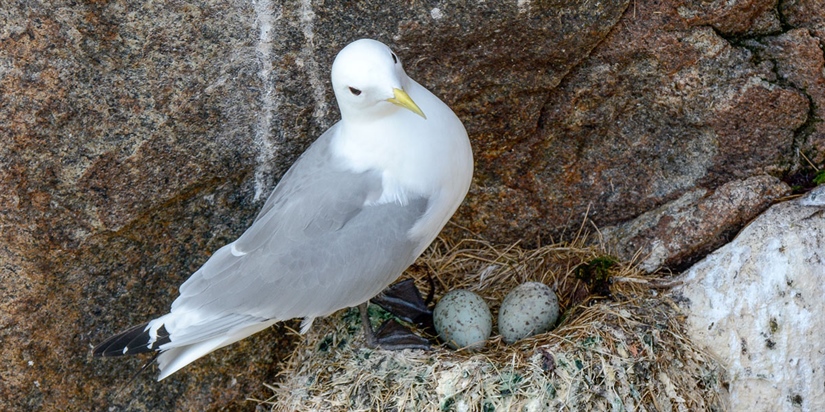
[93,322,171,357]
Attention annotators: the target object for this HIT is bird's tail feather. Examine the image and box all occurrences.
[93,322,171,357]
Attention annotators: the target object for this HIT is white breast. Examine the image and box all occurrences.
[330,80,473,244]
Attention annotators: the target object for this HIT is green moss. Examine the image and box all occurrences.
[575,256,616,282]
[574,256,617,296]
[814,170,825,185]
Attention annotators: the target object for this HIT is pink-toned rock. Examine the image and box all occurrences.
[677,0,781,36]
[747,28,825,165]
[601,175,791,272]
[462,1,809,245]
[780,0,825,48]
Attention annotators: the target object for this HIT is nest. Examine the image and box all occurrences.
[257,236,728,411]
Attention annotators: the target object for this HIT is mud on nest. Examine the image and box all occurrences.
[256,235,728,411]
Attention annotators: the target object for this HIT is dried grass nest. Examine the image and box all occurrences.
[258,235,728,411]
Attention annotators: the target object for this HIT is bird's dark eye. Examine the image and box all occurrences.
[349,87,362,96]
[391,52,398,64]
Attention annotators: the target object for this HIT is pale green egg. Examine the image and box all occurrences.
[433,289,492,351]
[498,282,559,344]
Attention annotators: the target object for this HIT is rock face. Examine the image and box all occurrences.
[1,0,822,410]
[601,175,791,272]
[470,0,814,248]
[674,186,825,412]
[747,27,825,166]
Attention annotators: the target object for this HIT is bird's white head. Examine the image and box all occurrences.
[331,39,426,122]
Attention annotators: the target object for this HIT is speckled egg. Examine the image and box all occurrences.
[498,282,559,344]
[433,289,492,350]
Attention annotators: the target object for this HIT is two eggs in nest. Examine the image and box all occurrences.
[433,282,559,350]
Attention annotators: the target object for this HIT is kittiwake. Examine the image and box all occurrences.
[93,38,473,380]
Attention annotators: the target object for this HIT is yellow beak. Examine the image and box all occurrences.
[387,88,426,119]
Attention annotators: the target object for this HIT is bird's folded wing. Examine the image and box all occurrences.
[165,129,430,338]
[157,313,267,347]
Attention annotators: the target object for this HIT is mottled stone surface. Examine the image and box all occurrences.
[746,28,825,165]
[674,186,825,412]
[677,0,781,36]
[1,2,269,410]
[601,175,791,272]
[781,0,825,47]
[465,0,814,245]
[596,22,825,273]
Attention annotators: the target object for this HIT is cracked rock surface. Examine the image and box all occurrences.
[473,0,816,248]
[1,0,822,410]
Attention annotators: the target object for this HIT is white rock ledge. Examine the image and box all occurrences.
[675,185,825,412]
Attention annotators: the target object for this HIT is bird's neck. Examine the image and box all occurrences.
[330,114,437,199]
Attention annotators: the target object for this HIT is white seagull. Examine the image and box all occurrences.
[93,39,474,380]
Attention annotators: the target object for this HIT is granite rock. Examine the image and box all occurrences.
[780,0,825,48]
[464,0,813,245]
[746,28,825,166]
[596,23,825,272]
[601,175,791,272]
[674,185,825,411]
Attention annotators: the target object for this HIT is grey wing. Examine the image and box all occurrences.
[165,126,429,341]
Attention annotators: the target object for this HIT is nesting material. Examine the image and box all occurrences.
[260,237,728,411]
